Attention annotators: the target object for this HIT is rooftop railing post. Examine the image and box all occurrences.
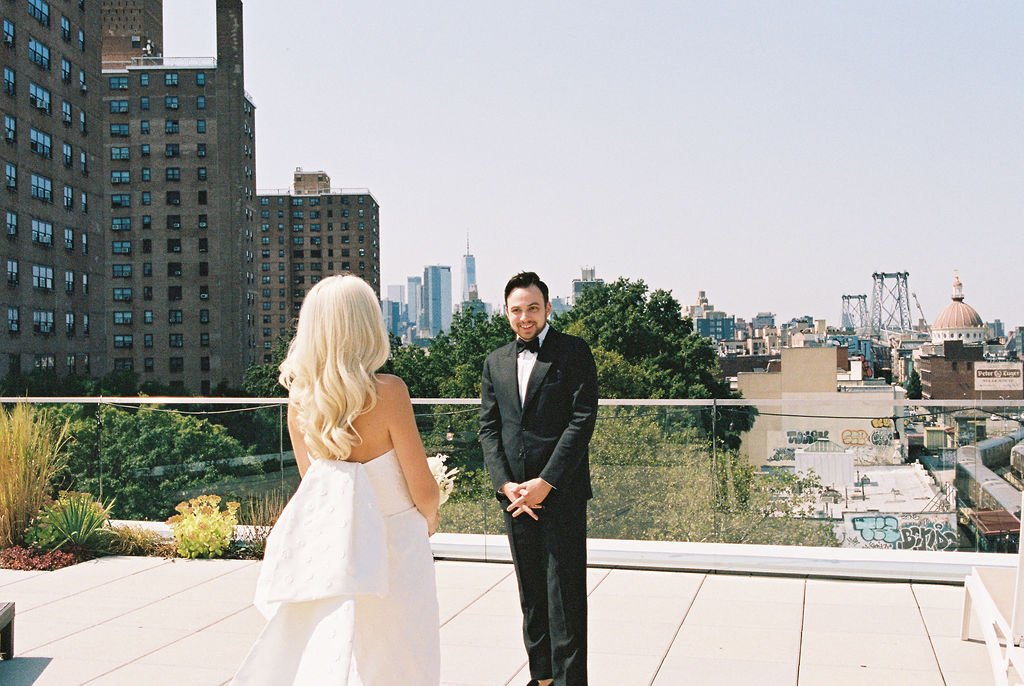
[712,398,719,543]
[278,404,285,490]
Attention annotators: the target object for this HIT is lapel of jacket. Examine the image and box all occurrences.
[497,342,522,421]
[522,328,556,413]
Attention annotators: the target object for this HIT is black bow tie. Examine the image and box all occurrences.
[516,337,541,355]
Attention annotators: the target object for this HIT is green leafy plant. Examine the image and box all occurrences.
[166,495,240,559]
[0,403,71,548]
[25,491,115,557]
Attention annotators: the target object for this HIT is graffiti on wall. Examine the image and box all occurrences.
[787,430,829,445]
[839,513,957,551]
[840,428,893,446]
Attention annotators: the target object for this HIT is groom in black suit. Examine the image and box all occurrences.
[480,271,598,686]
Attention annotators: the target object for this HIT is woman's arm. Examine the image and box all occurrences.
[287,401,312,478]
[379,375,440,533]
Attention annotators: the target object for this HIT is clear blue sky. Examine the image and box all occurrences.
[165,1,1023,330]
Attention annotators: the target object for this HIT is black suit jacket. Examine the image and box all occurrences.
[479,328,598,509]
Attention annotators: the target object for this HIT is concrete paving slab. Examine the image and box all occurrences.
[798,663,944,686]
[669,623,801,664]
[803,599,929,635]
[799,629,939,671]
[653,655,797,686]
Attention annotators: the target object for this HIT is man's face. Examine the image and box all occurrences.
[506,285,551,341]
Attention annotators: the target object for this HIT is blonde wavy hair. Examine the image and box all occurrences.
[278,275,390,461]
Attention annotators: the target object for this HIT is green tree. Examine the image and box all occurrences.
[242,333,293,398]
[905,369,922,400]
[58,405,246,520]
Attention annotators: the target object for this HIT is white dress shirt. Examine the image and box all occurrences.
[516,324,549,407]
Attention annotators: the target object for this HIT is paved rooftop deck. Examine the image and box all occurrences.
[0,556,998,685]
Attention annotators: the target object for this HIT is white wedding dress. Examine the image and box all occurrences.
[230,450,440,685]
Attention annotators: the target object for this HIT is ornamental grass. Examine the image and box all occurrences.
[0,403,71,549]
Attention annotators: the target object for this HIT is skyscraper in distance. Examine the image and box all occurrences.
[461,236,476,303]
[422,264,451,338]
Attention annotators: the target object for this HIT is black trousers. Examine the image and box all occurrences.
[504,500,588,686]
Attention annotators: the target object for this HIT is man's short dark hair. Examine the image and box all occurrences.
[504,271,549,304]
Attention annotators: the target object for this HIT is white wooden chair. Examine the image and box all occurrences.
[962,491,1024,686]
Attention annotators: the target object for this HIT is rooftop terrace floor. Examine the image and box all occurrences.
[0,556,999,685]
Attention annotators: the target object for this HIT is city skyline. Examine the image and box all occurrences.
[164,1,1023,329]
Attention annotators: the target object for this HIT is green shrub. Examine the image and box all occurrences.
[25,491,114,557]
[166,495,240,559]
[0,404,71,548]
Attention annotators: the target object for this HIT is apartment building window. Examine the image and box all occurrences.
[169,333,183,347]
[4,162,16,190]
[199,309,209,324]
[164,119,178,134]
[197,190,207,205]
[61,100,71,124]
[28,82,50,113]
[143,310,153,324]
[141,238,151,253]
[200,357,210,372]
[196,95,205,109]
[110,193,130,208]
[141,191,151,205]
[168,309,182,324]
[28,0,50,27]
[166,190,180,205]
[140,167,150,181]
[6,258,18,284]
[196,167,207,181]
[169,357,184,373]
[80,233,87,254]
[198,214,208,229]
[196,143,206,157]
[195,72,206,86]
[31,219,52,245]
[61,142,72,167]
[111,264,131,278]
[196,119,206,133]
[140,119,150,134]
[167,262,181,277]
[78,111,86,134]
[29,127,51,157]
[28,39,50,69]
[110,170,129,184]
[140,143,150,156]
[112,287,131,301]
[3,114,15,143]
[166,215,181,230]
[139,73,149,87]
[32,310,54,334]
[142,262,151,276]
[109,123,128,137]
[113,334,133,349]
[113,311,132,325]
[63,226,73,248]
[7,307,18,333]
[76,29,84,51]
[143,333,152,348]
[167,285,182,300]
[164,72,179,87]
[60,15,69,41]
[3,18,14,47]
[108,76,128,90]
[65,312,74,334]
[110,146,129,160]
[198,237,208,252]
[165,167,180,181]
[113,358,132,371]
[34,353,55,369]
[143,357,153,372]
[111,217,130,232]
[60,58,70,81]
[111,240,131,254]
[108,99,129,114]
[142,286,152,300]
[198,262,208,276]
[165,143,179,157]
[63,269,72,292]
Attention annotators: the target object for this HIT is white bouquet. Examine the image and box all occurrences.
[426,453,459,506]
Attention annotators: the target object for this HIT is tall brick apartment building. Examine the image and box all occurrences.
[100,0,256,393]
[1,0,105,378]
[256,169,380,364]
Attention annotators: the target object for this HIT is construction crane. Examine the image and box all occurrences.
[911,292,929,332]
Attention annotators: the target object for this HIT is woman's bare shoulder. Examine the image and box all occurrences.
[375,374,411,401]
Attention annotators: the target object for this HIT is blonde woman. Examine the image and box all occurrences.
[231,275,441,685]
